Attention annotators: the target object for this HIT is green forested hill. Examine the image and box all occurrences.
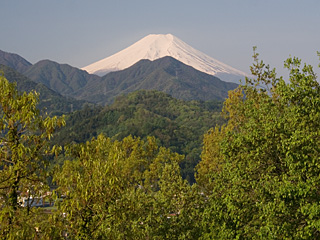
[23,59,101,96]
[53,90,225,182]
[0,50,238,106]
[0,49,32,73]
[78,56,238,105]
[0,64,89,115]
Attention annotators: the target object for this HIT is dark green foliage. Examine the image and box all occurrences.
[53,90,225,183]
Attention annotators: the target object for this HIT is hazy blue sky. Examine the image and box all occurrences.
[1,0,319,78]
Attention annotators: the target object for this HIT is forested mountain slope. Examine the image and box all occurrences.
[0,49,32,73]
[53,90,225,182]
[23,59,101,96]
[0,49,238,106]
[78,57,238,105]
[0,65,89,115]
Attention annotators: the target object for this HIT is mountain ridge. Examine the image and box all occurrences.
[77,56,238,105]
[23,59,101,96]
[0,49,238,105]
[0,49,32,73]
[0,64,88,115]
[82,34,248,83]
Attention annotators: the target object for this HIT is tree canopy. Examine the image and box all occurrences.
[0,73,65,238]
[52,134,203,239]
[198,49,320,239]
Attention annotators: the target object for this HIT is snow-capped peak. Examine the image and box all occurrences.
[82,34,248,82]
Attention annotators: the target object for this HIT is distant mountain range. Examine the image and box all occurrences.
[88,56,238,105]
[83,34,248,83]
[0,64,88,115]
[23,60,101,97]
[0,49,32,73]
[0,34,240,105]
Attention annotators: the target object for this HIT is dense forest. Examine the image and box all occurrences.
[1,52,320,239]
[52,90,225,183]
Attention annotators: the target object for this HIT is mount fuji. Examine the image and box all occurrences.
[82,34,248,83]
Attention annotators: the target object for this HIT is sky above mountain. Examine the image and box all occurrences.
[1,0,319,79]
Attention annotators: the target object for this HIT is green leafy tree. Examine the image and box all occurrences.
[150,162,204,239]
[195,125,227,193]
[53,135,156,239]
[0,74,65,239]
[199,50,320,239]
[53,134,203,239]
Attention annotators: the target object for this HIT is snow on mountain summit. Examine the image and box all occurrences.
[82,34,248,82]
